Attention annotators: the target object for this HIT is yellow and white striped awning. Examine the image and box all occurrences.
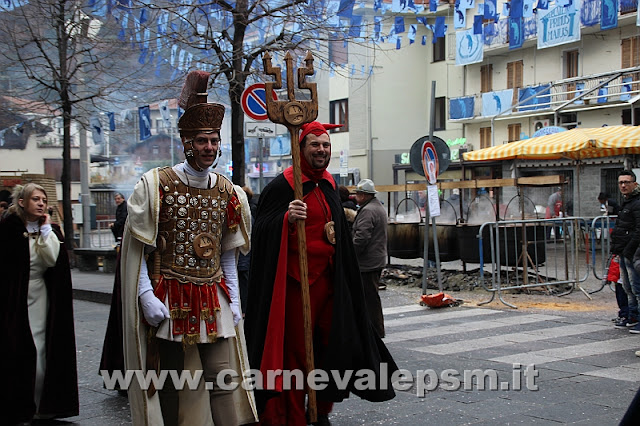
[463,125,640,161]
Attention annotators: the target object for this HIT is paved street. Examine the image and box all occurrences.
[59,268,639,425]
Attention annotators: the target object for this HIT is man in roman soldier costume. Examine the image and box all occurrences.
[121,70,257,426]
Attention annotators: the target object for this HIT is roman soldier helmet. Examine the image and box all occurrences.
[177,70,225,170]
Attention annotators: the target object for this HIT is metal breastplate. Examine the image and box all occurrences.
[156,167,232,284]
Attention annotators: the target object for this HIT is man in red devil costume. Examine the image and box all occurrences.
[245,122,398,425]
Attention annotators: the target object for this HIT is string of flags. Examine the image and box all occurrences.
[2,0,453,83]
[86,102,185,143]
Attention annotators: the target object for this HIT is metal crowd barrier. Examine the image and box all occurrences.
[476,217,591,308]
[91,219,116,248]
[589,215,617,294]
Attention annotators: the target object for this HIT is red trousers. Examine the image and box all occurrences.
[260,272,335,425]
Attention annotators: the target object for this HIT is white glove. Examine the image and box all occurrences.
[231,302,242,327]
[139,290,170,327]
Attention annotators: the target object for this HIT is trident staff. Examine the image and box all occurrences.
[263,50,320,422]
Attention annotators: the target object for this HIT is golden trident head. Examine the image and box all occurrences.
[262,51,318,130]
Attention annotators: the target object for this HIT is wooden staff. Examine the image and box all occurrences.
[263,50,319,422]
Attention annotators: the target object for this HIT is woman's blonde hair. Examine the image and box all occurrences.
[8,183,48,224]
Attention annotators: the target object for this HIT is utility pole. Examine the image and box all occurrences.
[79,126,91,248]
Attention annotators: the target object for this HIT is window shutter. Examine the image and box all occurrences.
[622,38,631,69]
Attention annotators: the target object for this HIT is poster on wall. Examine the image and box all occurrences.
[536,0,581,49]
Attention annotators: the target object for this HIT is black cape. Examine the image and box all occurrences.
[245,172,398,412]
[0,214,79,423]
[99,252,125,386]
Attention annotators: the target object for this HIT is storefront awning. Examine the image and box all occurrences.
[463,125,640,162]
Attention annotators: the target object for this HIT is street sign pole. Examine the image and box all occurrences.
[421,81,443,294]
[258,137,264,192]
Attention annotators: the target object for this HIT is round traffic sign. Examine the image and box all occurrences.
[422,141,439,185]
[409,136,451,178]
[241,83,278,121]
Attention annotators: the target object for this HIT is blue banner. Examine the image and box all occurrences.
[395,16,405,34]
[474,15,483,34]
[455,29,484,66]
[509,17,523,49]
[139,106,152,141]
[484,0,497,20]
[518,85,551,111]
[454,2,466,29]
[621,76,633,101]
[537,1,581,49]
[598,85,609,103]
[449,97,475,119]
[510,0,523,17]
[482,89,513,116]
[601,0,619,31]
[107,112,116,131]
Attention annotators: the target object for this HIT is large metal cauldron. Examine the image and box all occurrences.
[387,198,460,261]
[420,223,459,262]
[457,224,492,264]
[387,198,423,259]
[457,223,546,266]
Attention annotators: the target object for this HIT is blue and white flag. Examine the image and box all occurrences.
[337,0,355,17]
[90,116,104,145]
[621,77,632,101]
[482,89,513,116]
[455,29,483,66]
[409,24,417,43]
[107,112,116,131]
[139,106,152,141]
[509,17,523,49]
[449,96,475,119]
[601,0,618,31]
[454,2,467,29]
[430,0,438,12]
[574,82,585,105]
[159,100,172,128]
[474,15,483,34]
[523,0,534,17]
[518,85,551,111]
[435,16,447,38]
[395,16,405,34]
[484,0,497,20]
[537,1,581,49]
[510,0,523,17]
[598,85,609,103]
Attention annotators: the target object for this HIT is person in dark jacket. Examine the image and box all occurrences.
[611,170,640,332]
[352,179,388,337]
[109,192,127,243]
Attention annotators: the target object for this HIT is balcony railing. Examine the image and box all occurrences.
[449,66,640,122]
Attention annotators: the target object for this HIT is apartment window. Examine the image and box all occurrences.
[480,127,491,149]
[622,37,640,92]
[433,36,445,62]
[508,123,522,142]
[44,158,81,182]
[564,50,579,100]
[330,99,349,132]
[152,145,160,155]
[329,37,348,65]
[434,97,446,131]
[507,60,523,105]
[481,64,493,93]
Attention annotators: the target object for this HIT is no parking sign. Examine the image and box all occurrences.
[422,141,439,185]
[241,83,278,121]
